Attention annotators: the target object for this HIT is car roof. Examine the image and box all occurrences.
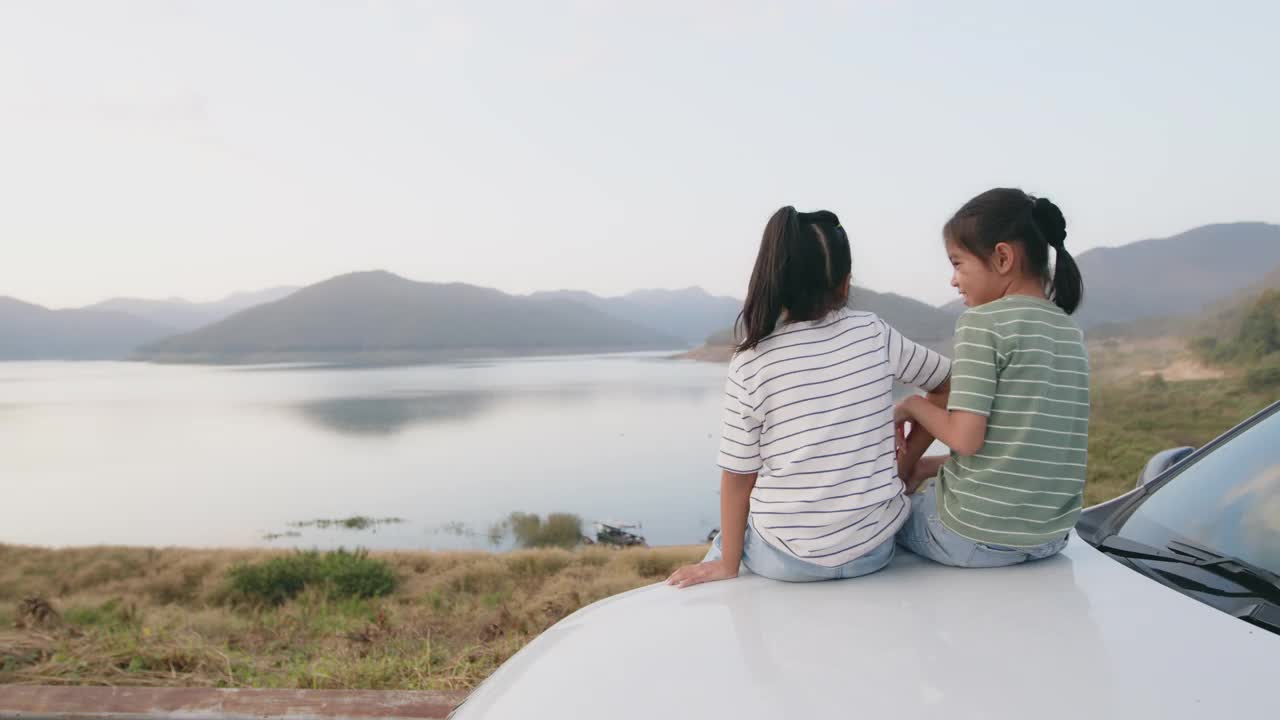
[455,535,1280,719]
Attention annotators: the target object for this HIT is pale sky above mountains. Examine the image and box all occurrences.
[2,1,1277,309]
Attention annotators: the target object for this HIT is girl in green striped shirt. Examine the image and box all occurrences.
[894,188,1089,567]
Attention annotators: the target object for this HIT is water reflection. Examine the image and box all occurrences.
[0,356,729,549]
[258,515,566,552]
[293,392,505,436]
[289,383,716,437]
[289,515,405,531]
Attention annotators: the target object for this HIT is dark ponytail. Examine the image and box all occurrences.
[736,206,851,352]
[944,188,1085,315]
[1029,197,1083,314]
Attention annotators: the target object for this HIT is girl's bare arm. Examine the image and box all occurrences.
[666,469,756,588]
[897,387,987,456]
[897,378,951,481]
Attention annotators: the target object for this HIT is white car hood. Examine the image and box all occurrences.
[454,534,1279,719]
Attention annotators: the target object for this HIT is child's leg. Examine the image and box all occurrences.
[896,481,1063,568]
[895,485,937,553]
[834,533,896,579]
[894,480,980,566]
[740,524,837,582]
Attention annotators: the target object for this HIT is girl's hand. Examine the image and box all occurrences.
[902,465,927,495]
[898,451,917,491]
[666,559,739,589]
[894,397,916,425]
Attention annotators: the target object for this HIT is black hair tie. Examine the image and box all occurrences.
[1026,197,1064,250]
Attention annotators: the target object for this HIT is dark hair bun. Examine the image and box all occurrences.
[1031,197,1067,249]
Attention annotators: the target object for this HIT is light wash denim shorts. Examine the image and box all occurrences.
[895,479,1068,568]
[704,519,895,583]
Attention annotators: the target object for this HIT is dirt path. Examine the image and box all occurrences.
[1139,358,1226,381]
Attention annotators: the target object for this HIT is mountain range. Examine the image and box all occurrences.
[135,271,689,364]
[1091,264,1280,341]
[0,297,174,361]
[3,221,1278,363]
[703,287,956,345]
[530,287,742,345]
[87,287,299,333]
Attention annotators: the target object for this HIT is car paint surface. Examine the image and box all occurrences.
[453,535,1279,719]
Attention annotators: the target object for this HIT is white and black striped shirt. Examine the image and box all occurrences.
[718,308,951,567]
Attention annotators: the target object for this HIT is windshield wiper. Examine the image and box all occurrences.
[1097,535,1280,633]
[1165,539,1280,589]
[1232,601,1280,634]
[1097,535,1280,601]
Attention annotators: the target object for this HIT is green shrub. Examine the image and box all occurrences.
[1236,291,1280,358]
[225,549,396,606]
[1189,336,1219,363]
[226,556,311,606]
[63,598,137,629]
[1195,291,1280,363]
[1246,362,1280,391]
[502,513,584,549]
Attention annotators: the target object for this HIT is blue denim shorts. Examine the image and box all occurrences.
[703,519,895,583]
[895,480,1068,568]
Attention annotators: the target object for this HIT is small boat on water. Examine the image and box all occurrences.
[591,521,646,547]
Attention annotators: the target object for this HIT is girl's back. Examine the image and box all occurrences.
[669,206,954,588]
[721,306,949,565]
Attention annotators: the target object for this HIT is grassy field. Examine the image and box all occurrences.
[1085,372,1276,504]
[0,545,702,690]
[2,369,1276,692]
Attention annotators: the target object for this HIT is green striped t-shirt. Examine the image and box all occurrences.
[938,295,1090,547]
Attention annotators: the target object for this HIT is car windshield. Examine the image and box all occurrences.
[1118,407,1280,577]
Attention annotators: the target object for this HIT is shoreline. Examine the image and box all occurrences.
[0,540,704,553]
[670,344,734,363]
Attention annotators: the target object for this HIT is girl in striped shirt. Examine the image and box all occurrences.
[667,206,951,588]
[894,188,1089,567]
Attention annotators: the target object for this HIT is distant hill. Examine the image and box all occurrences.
[1191,265,1280,341]
[0,297,175,360]
[87,286,298,332]
[942,222,1280,329]
[688,286,957,361]
[1189,289,1280,364]
[848,287,956,342]
[1074,222,1280,327]
[1094,264,1280,340]
[135,271,685,364]
[530,287,741,345]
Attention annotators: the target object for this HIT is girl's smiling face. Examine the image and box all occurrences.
[947,238,1005,307]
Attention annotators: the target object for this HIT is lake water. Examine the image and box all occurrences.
[0,354,736,550]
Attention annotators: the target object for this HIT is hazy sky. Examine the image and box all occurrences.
[2,1,1277,309]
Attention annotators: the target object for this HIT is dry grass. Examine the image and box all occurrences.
[0,544,701,690]
[1087,336,1202,384]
